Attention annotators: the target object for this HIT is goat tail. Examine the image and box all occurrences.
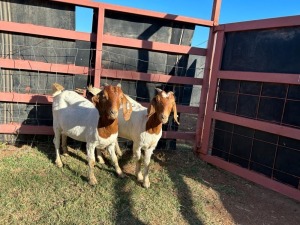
[52,83,65,97]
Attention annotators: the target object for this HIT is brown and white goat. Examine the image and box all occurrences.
[52,83,132,185]
[117,88,179,188]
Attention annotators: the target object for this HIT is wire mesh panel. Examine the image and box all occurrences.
[211,120,300,189]
[201,16,300,200]
[0,0,215,150]
[216,80,300,128]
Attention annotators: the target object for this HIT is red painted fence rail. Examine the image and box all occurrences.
[0,0,222,143]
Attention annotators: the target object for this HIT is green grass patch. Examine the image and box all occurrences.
[0,145,237,225]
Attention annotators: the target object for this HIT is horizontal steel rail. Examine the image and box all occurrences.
[0,58,202,85]
[218,71,300,85]
[200,15,300,201]
[215,15,300,32]
[0,123,195,140]
[50,0,214,26]
[212,111,300,141]
[200,154,300,202]
[0,0,220,152]
[0,92,199,114]
[0,21,205,56]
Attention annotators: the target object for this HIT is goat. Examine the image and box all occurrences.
[117,88,179,188]
[52,83,132,185]
[86,84,123,163]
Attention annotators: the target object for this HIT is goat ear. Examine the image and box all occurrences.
[172,102,180,125]
[147,98,156,119]
[122,95,132,121]
[155,88,163,93]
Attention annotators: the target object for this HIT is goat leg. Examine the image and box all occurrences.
[95,148,105,164]
[107,144,124,178]
[143,148,154,188]
[133,143,143,183]
[87,143,97,185]
[53,128,63,168]
[114,140,123,157]
[61,134,69,156]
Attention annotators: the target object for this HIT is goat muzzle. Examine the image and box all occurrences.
[108,110,118,120]
[160,114,169,124]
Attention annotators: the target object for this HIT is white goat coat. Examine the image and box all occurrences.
[52,90,117,149]
[118,96,162,150]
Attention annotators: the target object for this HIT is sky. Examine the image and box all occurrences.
[76,0,300,47]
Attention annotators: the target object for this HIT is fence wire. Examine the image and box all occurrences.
[0,43,204,149]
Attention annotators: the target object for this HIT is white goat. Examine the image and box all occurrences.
[52,83,132,185]
[117,88,179,188]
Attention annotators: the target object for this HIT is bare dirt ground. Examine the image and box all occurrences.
[177,114,300,224]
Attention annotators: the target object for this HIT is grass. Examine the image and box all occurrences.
[0,144,237,225]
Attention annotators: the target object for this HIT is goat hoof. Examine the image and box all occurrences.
[143,182,150,189]
[118,172,125,178]
[97,157,105,164]
[116,168,125,178]
[89,178,98,186]
[137,174,143,183]
[55,160,63,168]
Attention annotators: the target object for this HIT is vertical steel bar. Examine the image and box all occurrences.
[211,0,222,26]
[93,6,105,88]
[198,31,224,155]
[195,0,222,153]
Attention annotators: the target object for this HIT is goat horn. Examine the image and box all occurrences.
[117,83,122,87]
[104,83,109,86]
[155,88,163,93]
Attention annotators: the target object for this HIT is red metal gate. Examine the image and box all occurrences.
[199,15,300,201]
[0,0,221,143]
[1,0,299,201]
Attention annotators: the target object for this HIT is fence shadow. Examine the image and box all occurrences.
[152,150,205,225]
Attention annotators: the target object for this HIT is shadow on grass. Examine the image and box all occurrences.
[114,151,145,224]
[152,150,205,225]
[35,143,124,184]
[34,142,205,224]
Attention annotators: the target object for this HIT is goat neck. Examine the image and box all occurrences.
[97,114,118,138]
[146,112,162,135]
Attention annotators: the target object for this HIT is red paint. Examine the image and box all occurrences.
[103,35,207,56]
[0,92,53,104]
[0,58,89,75]
[199,31,225,155]
[200,15,300,200]
[0,123,195,140]
[0,20,95,42]
[50,0,214,26]
[0,123,53,135]
[93,7,105,88]
[101,68,203,85]
[216,15,300,32]
[212,111,300,141]
[218,71,300,85]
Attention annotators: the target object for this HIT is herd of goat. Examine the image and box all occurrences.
[52,83,179,188]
